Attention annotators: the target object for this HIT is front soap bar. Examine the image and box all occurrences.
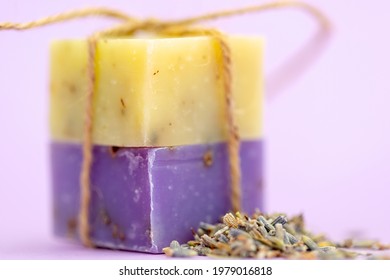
[52,140,263,253]
[50,36,263,147]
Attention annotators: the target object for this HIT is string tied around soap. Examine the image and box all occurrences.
[0,0,331,248]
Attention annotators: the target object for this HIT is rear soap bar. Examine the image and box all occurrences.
[52,140,263,252]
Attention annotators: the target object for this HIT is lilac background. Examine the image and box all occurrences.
[0,0,389,259]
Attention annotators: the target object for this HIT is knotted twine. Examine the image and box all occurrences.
[0,1,330,248]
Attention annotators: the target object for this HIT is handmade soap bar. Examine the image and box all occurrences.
[50,36,264,253]
[50,36,263,146]
[52,140,262,252]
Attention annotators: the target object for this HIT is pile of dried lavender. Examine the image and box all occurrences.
[163,211,390,259]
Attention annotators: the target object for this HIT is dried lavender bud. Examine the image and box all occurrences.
[286,232,299,245]
[283,229,291,245]
[162,247,173,256]
[193,245,211,256]
[235,212,244,220]
[317,246,336,253]
[294,243,308,252]
[266,236,286,251]
[271,215,288,226]
[275,224,284,240]
[283,223,297,236]
[302,235,319,251]
[223,213,239,228]
[249,228,264,241]
[213,226,229,237]
[197,228,206,236]
[229,228,251,238]
[245,222,257,232]
[187,240,200,247]
[217,234,229,244]
[350,240,376,249]
[199,222,215,232]
[170,240,181,250]
[291,214,306,234]
[258,225,268,237]
[201,234,218,248]
[257,216,275,232]
[268,229,276,236]
[172,248,198,258]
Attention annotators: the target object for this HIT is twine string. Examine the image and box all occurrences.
[78,36,97,247]
[0,0,330,247]
[0,7,135,30]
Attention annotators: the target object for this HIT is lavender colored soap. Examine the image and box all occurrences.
[52,140,263,253]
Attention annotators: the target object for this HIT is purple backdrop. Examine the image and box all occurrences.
[0,0,389,259]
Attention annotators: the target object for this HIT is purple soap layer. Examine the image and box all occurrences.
[51,140,263,253]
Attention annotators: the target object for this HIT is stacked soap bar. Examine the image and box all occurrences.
[50,36,264,253]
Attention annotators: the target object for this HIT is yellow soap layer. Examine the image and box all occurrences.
[50,36,263,146]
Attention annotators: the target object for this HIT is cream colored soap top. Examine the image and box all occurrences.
[50,36,263,147]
